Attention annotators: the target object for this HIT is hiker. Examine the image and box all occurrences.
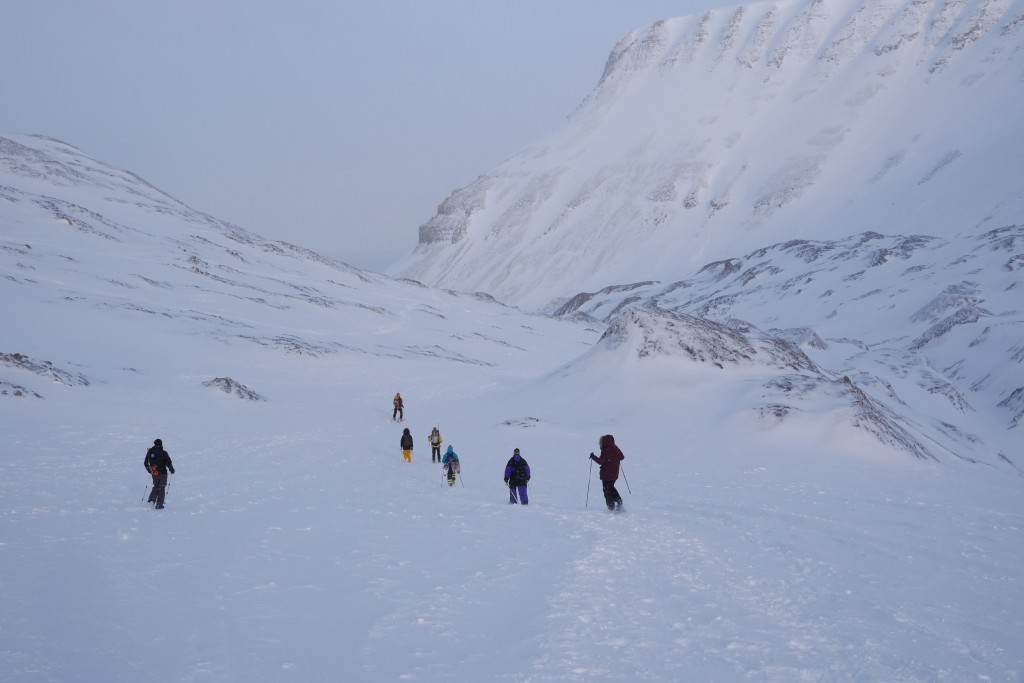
[428,426,443,462]
[589,434,624,511]
[144,438,175,509]
[504,448,530,504]
[393,393,404,421]
[441,445,460,486]
[400,427,413,463]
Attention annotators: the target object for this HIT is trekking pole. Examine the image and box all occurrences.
[458,471,465,488]
[141,485,149,503]
[620,465,631,495]
[585,459,593,508]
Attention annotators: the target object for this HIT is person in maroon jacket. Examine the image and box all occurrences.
[589,434,624,511]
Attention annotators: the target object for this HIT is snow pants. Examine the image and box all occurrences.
[432,446,441,462]
[509,484,528,505]
[148,471,168,508]
[602,480,623,510]
[403,450,412,463]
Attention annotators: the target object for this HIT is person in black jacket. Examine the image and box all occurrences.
[144,438,175,509]
[400,427,413,463]
[589,434,624,511]
[504,448,530,504]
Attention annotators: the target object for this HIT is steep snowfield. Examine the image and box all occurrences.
[545,229,1024,471]
[392,0,1024,310]
[2,134,1023,682]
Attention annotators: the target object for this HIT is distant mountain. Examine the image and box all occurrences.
[391,0,1024,310]
[0,133,595,403]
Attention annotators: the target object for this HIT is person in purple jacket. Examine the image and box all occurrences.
[504,448,530,505]
[589,434,624,511]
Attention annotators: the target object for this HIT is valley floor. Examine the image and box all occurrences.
[2,389,1022,683]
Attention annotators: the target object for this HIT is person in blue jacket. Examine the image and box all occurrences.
[441,445,460,486]
[503,448,530,504]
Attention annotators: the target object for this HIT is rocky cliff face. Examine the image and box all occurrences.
[392,0,1024,310]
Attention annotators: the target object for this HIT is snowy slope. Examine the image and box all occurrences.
[546,229,1024,471]
[2,136,1023,683]
[391,0,1024,310]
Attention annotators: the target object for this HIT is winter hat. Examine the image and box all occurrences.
[154,438,162,447]
[513,448,520,455]
[446,445,454,453]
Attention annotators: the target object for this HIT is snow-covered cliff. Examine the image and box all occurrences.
[392,0,1024,309]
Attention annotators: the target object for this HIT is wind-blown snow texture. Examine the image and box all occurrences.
[394,0,1024,311]
[2,5,1024,679]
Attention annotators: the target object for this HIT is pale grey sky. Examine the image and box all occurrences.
[4,1,710,270]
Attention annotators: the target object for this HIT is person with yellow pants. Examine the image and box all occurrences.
[400,427,413,463]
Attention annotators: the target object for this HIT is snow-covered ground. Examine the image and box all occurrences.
[3,334,1022,682]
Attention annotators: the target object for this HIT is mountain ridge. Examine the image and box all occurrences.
[543,226,1023,470]
[392,0,1024,310]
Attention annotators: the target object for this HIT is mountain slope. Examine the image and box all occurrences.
[392,0,1024,310]
[1,133,597,405]
[546,228,1023,470]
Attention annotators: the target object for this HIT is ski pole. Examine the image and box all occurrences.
[458,471,465,488]
[620,465,631,495]
[585,458,593,508]
[141,485,149,503]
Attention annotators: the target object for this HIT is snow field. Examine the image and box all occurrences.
[2,357,1022,682]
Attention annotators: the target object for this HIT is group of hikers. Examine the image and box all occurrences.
[140,395,626,511]
[401,425,462,486]
[395,394,626,509]
[400,426,538,503]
